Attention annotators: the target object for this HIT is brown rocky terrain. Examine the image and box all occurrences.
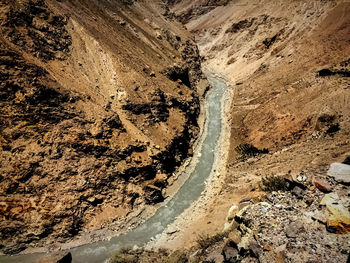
[0,0,209,254]
[142,0,350,262]
[1,0,350,262]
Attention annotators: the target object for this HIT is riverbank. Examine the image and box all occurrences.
[146,71,238,250]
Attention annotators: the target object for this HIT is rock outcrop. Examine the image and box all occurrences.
[220,163,350,263]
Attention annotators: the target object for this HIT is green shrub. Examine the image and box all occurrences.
[235,143,268,159]
[260,175,287,192]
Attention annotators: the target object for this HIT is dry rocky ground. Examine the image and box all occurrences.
[139,0,350,262]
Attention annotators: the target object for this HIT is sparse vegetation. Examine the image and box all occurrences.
[196,231,229,249]
[112,248,139,263]
[111,247,188,263]
[235,143,269,159]
[260,175,287,192]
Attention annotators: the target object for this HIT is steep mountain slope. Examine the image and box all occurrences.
[145,1,350,262]
[184,0,350,154]
[0,0,208,254]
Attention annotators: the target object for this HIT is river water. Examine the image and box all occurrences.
[1,76,226,263]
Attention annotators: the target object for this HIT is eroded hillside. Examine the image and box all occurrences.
[0,0,209,254]
[144,1,350,262]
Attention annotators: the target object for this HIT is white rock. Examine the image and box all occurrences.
[227,205,238,221]
[327,162,350,184]
[223,222,231,232]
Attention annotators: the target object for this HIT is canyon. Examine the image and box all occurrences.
[1,0,350,262]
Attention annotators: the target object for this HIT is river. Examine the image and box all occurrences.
[1,75,226,263]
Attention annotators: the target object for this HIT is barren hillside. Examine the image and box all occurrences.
[1,0,349,262]
[144,0,350,262]
[0,0,208,254]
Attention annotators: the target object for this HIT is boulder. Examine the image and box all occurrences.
[320,193,350,234]
[327,162,350,184]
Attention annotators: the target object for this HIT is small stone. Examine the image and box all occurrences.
[313,176,332,193]
[239,197,252,203]
[206,250,224,263]
[275,250,287,263]
[228,229,241,244]
[227,205,238,221]
[156,32,162,40]
[285,222,298,238]
[249,241,262,258]
[166,227,178,235]
[263,243,273,251]
[305,199,314,206]
[223,220,239,232]
[291,186,304,199]
[222,241,239,262]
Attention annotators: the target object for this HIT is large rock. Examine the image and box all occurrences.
[327,163,350,184]
[320,193,350,234]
